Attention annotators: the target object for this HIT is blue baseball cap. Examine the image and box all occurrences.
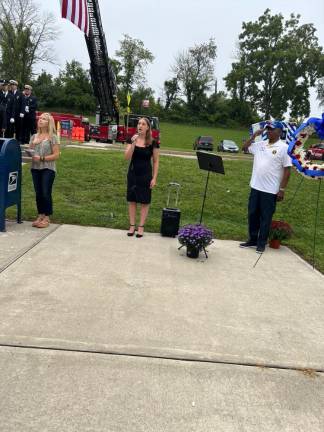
[265,120,283,130]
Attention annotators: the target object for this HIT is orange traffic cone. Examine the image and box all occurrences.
[80,127,85,142]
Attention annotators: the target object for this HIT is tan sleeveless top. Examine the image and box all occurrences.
[30,134,59,172]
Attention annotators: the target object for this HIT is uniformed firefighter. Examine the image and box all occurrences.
[0,80,13,138]
[20,84,37,144]
[7,79,23,142]
[0,80,6,136]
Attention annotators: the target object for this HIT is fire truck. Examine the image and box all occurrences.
[39,0,160,145]
[85,0,160,145]
[39,111,90,140]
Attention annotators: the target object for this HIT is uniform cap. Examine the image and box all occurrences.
[9,79,18,85]
[24,84,32,90]
[265,120,284,130]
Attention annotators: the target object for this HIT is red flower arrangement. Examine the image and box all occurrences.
[269,220,293,241]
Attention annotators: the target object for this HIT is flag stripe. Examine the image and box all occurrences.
[82,0,87,35]
[78,0,82,29]
[71,0,76,23]
[84,0,89,35]
[61,0,68,18]
[66,0,73,20]
[74,0,79,28]
[61,0,89,36]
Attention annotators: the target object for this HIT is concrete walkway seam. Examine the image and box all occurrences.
[1,342,323,375]
[0,224,62,274]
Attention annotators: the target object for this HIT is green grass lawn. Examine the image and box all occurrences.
[10,147,324,273]
[160,122,248,152]
[159,122,318,152]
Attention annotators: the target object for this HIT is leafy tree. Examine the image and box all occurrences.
[164,78,179,111]
[172,38,217,113]
[115,34,154,96]
[225,9,324,119]
[30,61,96,114]
[55,60,96,113]
[32,71,56,109]
[0,0,58,84]
[125,85,163,117]
[110,58,122,86]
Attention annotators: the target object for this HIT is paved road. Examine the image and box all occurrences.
[21,142,253,162]
[69,142,253,161]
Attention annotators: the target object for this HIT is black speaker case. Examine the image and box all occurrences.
[160,207,181,237]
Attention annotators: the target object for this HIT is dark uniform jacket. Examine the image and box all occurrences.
[3,91,14,123]
[21,94,37,118]
[9,90,23,119]
[0,91,12,131]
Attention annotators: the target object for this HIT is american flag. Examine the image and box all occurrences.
[60,0,89,36]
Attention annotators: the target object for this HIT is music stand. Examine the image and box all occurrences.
[196,151,225,224]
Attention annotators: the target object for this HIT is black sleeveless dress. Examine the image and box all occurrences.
[127,142,159,204]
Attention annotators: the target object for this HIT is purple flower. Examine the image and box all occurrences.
[178,224,214,250]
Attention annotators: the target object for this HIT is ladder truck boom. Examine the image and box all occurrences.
[85,0,119,125]
[59,0,160,145]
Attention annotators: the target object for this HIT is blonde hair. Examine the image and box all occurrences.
[139,117,152,146]
[37,112,56,138]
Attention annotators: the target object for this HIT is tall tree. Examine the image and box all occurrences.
[32,70,55,109]
[0,0,58,84]
[164,78,179,111]
[225,9,324,119]
[115,34,154,97]
[128,85,156,114]
[55,60,96,113]
[172,38,217,113]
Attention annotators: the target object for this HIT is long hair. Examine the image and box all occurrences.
[37,112,56,139]
[140,117,152,146]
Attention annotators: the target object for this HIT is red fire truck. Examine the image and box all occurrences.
[67,0,160,145]
[36,111,90,141]
[40,1,160,146]
[116,114,160,145]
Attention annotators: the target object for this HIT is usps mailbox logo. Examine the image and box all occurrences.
[8,171,18,192]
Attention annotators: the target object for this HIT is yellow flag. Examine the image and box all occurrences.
[127,92,131,106]
[56,121,61,144]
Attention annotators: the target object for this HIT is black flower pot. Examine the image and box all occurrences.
[186,245,200,258]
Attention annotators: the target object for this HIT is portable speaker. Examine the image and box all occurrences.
[160,182,181,237]
[160,208,181,237]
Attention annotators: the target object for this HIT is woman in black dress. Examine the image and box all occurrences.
[125,117,160,237]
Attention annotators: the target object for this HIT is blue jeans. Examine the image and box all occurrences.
[248,188,277,247]
[31,169,56,216]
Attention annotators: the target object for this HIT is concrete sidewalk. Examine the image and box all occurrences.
[0,221,323,431]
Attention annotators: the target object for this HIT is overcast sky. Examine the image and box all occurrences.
[41,0,324,117]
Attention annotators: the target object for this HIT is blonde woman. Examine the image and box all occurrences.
[28,112,60,228]
[125,117,160,237]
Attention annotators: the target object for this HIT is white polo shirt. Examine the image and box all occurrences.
[249,139,292,194]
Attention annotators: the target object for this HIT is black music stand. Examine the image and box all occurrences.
[196,151,225,224]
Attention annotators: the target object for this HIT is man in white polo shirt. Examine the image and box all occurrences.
[240,121,292,254]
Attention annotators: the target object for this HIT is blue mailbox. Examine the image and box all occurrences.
[0,138,22,231]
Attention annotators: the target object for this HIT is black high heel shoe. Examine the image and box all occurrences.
[127,224,136,237]
[136,225,144,238]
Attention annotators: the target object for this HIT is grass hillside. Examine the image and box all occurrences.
[160,122,247,151]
